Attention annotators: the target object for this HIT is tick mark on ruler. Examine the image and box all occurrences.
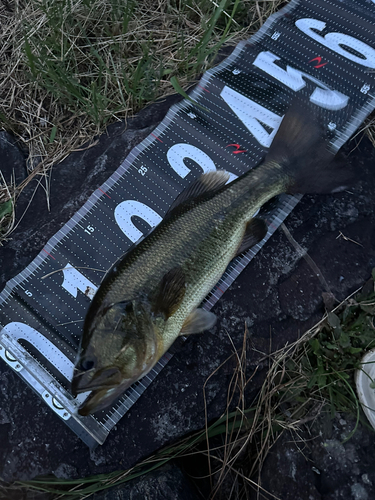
[43,249,56,260]
[198,85,210,93]
[151,133,163,143]
[98,188,111,199]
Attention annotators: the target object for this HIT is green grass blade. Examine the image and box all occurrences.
[0,200,12,219]
[170,76,209,112]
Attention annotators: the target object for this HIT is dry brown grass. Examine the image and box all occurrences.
[199,325,316,500]
[0,0,290,242]
[0,1,282,182]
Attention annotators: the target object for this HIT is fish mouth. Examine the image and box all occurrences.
[77,384,131,416]
[71,369,89,397]
[71,366,123,396]
[71,367,137,415]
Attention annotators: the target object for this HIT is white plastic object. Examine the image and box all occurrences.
[355,349,375,429]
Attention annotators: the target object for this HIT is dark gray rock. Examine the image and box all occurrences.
[0,131,28,186]
[256,413,375,500]
[252,431,322,500]
[89,462,200,500]
[0,90,374,500]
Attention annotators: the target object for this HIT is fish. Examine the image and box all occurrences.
[71,102,354,415]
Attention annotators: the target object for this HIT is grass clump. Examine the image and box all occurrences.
[305,284,375,417]
[279,272,375,432]
[0,0,285,172]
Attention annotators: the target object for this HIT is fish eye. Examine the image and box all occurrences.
[79,356,96,371]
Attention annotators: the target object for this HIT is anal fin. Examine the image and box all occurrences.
[180,309,216,335]
[235,217,268,257]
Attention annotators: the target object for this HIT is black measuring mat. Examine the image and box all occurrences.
[1,0,375,446]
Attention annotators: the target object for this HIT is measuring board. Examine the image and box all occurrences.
[1,0,375,447]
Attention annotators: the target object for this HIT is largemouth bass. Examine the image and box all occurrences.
[71,102,353,415]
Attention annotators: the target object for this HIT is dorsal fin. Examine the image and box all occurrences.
[166,170,230,217]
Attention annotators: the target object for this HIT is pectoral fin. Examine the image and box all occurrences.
[152,267,186,318]
[180,309,216,335]
[235,217,268,257]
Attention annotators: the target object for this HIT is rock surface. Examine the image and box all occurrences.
[90,463,200,500]
[0,91,375,500]
[257,413,375,500]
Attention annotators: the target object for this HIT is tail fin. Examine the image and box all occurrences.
[265,101,355,194]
